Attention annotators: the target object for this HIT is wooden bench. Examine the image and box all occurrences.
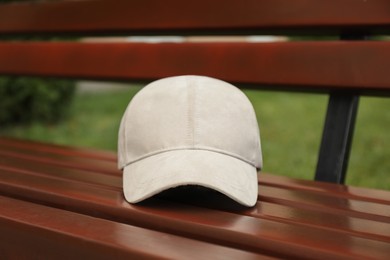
[0,0,389,259]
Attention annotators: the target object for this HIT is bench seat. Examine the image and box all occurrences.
[1,0,389,258]
[1,137,389,259]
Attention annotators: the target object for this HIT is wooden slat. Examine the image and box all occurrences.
[0,138,390,258]
[3,149,389,225]
[0,0,390,35]
[1,137,389,205]
[0,147,117,175]
[1,155,388,226]
[0,154,120,190]
[258,186,390,222]
[2,137,389,205]
[0,196,268,259]
[1,0,388,258]
[0,137,116,161]
[1,42,390,94]
[0,167,389,259]
[2,156,389,243]
[259,174,390,206]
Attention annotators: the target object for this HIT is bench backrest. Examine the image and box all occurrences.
[0,0,389,184]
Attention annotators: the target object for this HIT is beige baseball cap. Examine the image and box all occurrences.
[118,75,262,207]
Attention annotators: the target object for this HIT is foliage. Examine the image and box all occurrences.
[0,1,76,126]
[0,77,75,125]
[2,87,389,190]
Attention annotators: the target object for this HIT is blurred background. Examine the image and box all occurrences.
[1,72,389,190]
[0,0,388,190]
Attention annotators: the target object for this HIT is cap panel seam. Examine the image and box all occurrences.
[192,77,199,147]
[124,147,257,168]
[186,77,195,147]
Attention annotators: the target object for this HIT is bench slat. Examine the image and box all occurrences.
[1,140,390,240]
[3,151,390,222]
[1,42,390,94]
[0,196,268,259]
[0,154,120,190]
[1,159,389,242]
[3,151,389,224]
[0,147,117,175]
[1,137,389,205]
[0,137,116,161]
[0,167,389,259]
[0,0,389,35]
[1,0,389,258]
[0,139,390,257]
[260,174,390,206]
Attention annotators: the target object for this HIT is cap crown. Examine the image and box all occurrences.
[118,76,262,170]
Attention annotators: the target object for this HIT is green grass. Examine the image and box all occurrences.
[2,85,389,190]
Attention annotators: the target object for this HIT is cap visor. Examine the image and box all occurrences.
[123,149,258,207]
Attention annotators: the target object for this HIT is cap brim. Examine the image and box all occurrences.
[123,149,258,207]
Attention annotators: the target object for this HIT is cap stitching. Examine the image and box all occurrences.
[186,77,194,147]
[123,147,257,169]
[192,77,198,147]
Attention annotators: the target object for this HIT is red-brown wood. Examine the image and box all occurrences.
[0,147,118,175]
[0,137,116,161]
[1,0,389,257]
[0,167,389,258]
[4,136,388,206]
[0,155,120,190]
[0,0,389,35]
[0,138,389,259]
[259,173,390,206]
[1,137,389,204]
[0,137,390,204]
[0,196,268,259]
[1,41,390,94]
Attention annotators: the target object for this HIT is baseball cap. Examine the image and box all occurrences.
[118,75,262,207]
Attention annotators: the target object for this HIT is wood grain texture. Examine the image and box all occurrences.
[0,138,389,259]
[0,196,268,259]
[0,0,390,35]
[1,41,390,94]
[1,0,389,257]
